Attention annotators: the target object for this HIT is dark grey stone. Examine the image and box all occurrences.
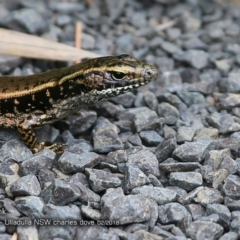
[206,204,231,229]
[0,198,19,219]
[172,140,212,162]
[131,185,177,205]
[184,49,209,69]
[38,225,76,240]
[148,174,163,187]
[186,204,205,221]
[15,196,44,218]
[127,149,160,177]
[101,192,154,225]
[81,205,101,221]
[1,139,33,163]
[223,175,240,199]
[35,125,59,145]
[58,152,100,174]
[176,126,196,142]
[8,8,47,34]
[0,55,23,74]
[105,0,126,20]
[186,221,223,240]
[169,172,203,191]
[193,127,219,141]
[218,93,240,111]
[20,154,54,176]
[66,175,100,203]
[219,156,238,175]
[162,71,182,93]
[94,101,122,118]
[128,133,142,146]
[10,175,41,196]
[157,102,179,125]
[183,37,207,50]
[155,135,177,163]
[67,140,93,154]
[68,110,97,134]
[139,130,163,147]
[220,72,240,93]
[160,162,201,173]
[133,108,161,132]
[143,91,158,111]
[17,226,38,240]
[158,203,192,232]
[122,164,150,194]
[111,92,136,108]
[50,179,80,205]
[177,91,205,107]
[75,226,107,240]
[105,150,127,164]
[199,213,219,223]
[93,117,123,153]
[43,204,81,220]
[0,234,11,240]
[204,149,231,171]
[85,168,121,192]
[186,77,217,95]
[218,232,238,240]
[160,41,182,55]
[193,187,223,206]
[38,169,55,189]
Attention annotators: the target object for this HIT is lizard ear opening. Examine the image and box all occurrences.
[111,71,126,80]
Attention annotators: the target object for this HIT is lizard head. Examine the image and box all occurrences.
[77,54,158,100]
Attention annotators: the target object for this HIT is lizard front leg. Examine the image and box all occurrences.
[17,114,64,154]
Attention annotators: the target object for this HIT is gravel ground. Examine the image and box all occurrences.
[0,0,240,239]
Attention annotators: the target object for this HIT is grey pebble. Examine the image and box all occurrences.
[127,149,160,177]
[139,130,163,146]
[58,152,100,174]
[50,179,80,205]
[85,168,121,192]
[155,135,177,163]
[93,117,123,153]
[111,92,136,108]
[43,204,81,220]
[15,196,44,218]
[184,50,209,69]
[223,175,240,199]
[10,175,41,197]
[101,188,155,225]
[172,140,212,162]
[20,154,54,176]
[1,139,33,163]
[131,185,177,205]
[169,172,203,191]
[186,221,223,240]
[157,102,179,125]
[158,203,192,232]
[206,204,231,229]
[186,203,205,221]
[75,226,107,240]
[194,187,223,206]
[68,110,97,135]
[177,126,196,142]
[17,226,38,240]
[160,161,201,173]
[10,8,47,34]
[122,164,150,194]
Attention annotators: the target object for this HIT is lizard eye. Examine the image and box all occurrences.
[111,71,126,80]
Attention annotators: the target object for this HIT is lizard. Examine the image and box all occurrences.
[0,54,157,154]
